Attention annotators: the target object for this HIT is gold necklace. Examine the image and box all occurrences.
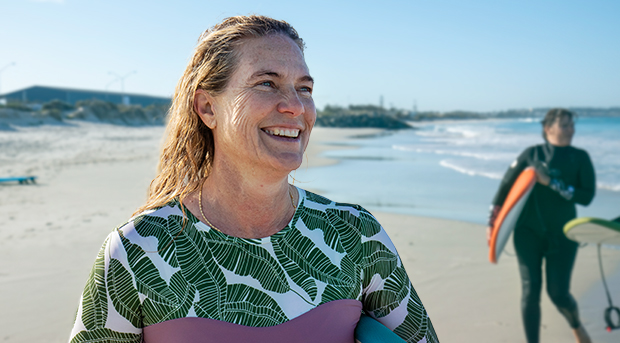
[198,181,297,233]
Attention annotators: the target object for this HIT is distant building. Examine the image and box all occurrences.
[0,85,170,107]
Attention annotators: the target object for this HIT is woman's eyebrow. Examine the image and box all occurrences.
[251,70,280,79]
[250,70,314,83]
[299,75,314,83]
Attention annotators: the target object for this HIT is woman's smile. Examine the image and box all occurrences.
[262,127,300,139]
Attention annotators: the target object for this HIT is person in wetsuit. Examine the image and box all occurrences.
[487,108,596,343]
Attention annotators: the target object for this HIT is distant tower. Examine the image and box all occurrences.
[380,95,384,109]
[413,100,417,115]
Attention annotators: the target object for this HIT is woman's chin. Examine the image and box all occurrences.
[281,159,304,174]
[263,154,304,175]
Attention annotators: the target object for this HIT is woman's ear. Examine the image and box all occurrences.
[194,89,216,129]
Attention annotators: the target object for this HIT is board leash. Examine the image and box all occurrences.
[597,243,620,332]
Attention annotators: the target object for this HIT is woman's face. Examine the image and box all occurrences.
[203,34,316,176]
[544,114,574,147]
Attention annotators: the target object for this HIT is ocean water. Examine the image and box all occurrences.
[293,117,620,224]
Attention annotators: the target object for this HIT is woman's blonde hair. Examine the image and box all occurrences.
[135,15,304,214]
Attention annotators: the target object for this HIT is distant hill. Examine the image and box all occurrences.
[0,85,170,107]
[0,99,168,130]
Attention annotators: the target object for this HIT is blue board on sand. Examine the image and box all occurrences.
[354,315,406,343]
[0,176,37,184]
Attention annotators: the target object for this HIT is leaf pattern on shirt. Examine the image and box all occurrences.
[206,230,290,294]
[70,328,140,343]
[80,236,108,331]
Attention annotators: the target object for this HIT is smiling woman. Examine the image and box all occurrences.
[68,15,438,343]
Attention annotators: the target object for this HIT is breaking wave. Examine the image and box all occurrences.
[439,160,503,180]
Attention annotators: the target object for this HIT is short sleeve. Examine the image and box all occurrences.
[571,149,596,205]
[361,224,439,343]
[69,229,143,343]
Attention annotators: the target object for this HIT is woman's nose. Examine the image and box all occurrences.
[277,88,304,117]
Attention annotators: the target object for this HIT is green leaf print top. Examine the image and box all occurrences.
[69,188,438,343]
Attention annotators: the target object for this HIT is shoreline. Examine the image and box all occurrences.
[303,127,387,168]
[0,124,618,342]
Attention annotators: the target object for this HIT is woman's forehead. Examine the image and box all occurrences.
[234,35,309,78]
[545,115,573,129]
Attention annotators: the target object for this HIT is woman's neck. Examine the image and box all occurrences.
[546,140,571,147]
[546,136,571,147]
[195,161,297,239]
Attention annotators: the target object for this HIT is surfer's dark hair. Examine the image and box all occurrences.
[541,108,576,141]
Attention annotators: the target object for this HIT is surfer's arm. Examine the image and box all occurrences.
[491,148,530,207]
[543,150,595,204]
[69,230,142,343]
[487,148,531,243]
[362,226,439,343]
[569,150,596,205]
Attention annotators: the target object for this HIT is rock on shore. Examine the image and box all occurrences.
[315,113,412,129]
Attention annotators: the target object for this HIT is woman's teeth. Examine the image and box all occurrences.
[264,128,299,138]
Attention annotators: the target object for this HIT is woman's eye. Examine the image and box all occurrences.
[299,86,312,93]
[259,81,274,87]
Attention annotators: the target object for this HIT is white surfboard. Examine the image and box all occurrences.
[564,217,620,246]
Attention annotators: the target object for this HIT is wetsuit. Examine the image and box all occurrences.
[490,142,595,343]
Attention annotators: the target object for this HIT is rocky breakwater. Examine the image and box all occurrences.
[315,113,412,129]
[315,104,413,129]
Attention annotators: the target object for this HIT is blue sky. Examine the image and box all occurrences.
[1,0,618,112]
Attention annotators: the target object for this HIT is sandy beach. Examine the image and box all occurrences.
[0,123,619,342]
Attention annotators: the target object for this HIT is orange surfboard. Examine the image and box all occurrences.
[489,167,537,263]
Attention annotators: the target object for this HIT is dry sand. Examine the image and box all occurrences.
[0,123,618,342]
